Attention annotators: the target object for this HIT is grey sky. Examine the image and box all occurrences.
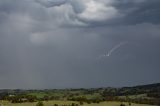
[0,0,160,89]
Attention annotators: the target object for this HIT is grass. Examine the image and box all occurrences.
[0,100,156,106]
[27,90,103,100]
[28,92,48,98]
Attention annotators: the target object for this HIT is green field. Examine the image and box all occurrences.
[0,101,156,106]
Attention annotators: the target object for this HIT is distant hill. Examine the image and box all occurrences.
[117,83,160,96]
[124,83,160,89]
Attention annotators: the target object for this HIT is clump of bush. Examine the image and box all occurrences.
[36,101,44,106]
[71,103,79,106]
[54,104,58,106]
[120,103,125,106]
[79,101,83,105]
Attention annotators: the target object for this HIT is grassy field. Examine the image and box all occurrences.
[0,101,156,106]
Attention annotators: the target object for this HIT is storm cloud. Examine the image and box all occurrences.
[0,0,160,89]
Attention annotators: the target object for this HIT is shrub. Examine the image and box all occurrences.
[71,103,75,106]
[75,104,79,106]
[36,101,44,106]
[120,103,125,106]
[86,100,91,104]
[79,101,83,105]
[54,104,58,106]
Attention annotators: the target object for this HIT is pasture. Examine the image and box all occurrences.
[0,101,156,106]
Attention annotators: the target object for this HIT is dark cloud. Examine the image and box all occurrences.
[113,0,160,25]
[35,0,67,7]
[0,0,160,89]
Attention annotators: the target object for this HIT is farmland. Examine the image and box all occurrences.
[0,101,156,106]
[0,83,160,106]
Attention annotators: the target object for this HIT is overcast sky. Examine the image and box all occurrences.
[0,0,160,89]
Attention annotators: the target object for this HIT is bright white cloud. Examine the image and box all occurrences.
[77,0,119,22]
